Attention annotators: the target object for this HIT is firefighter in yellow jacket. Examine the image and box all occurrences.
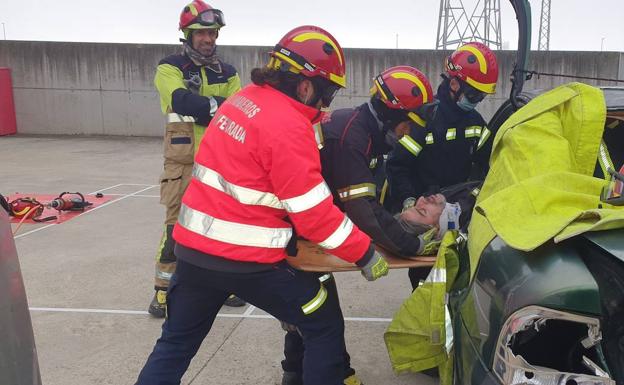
[149,0,243,317]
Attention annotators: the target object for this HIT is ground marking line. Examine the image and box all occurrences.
[242,305,256,316]
[29,307,392,322]
[89,184,124,195]
[90,184,158,195]
[104,193,160,198]
[14,185,156,240]
[117,184,158,186]
[13,223,57,239]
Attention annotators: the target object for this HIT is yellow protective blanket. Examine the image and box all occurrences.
[468,82,624,276]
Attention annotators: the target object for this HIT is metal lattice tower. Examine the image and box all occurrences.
[538,0,552,51]
[436,0,502,50]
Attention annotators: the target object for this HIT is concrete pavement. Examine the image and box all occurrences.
[1,135,436,385]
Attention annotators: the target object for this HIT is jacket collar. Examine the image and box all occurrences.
[365,101,385,132]
[363,102,391,157]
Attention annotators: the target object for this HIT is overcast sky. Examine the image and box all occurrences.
[1,0,623,51]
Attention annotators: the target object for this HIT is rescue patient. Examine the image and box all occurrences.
[396,193,462,239]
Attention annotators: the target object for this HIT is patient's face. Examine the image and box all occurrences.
[402,194,446,227]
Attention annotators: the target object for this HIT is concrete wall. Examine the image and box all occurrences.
[0,41,622,136]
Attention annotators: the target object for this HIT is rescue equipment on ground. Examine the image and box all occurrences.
[48,192,93,212]
[8,197,51,222]
[6,192,93,235]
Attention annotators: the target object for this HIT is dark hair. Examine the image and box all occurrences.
[250,67,301,100]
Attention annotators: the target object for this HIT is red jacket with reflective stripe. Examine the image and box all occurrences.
[173,84,371,264]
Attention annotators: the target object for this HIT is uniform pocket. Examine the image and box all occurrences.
[164,121,194,164]
[159,164,185,208]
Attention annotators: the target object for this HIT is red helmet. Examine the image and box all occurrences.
[179,0,225,31]
[269,25,346,88]
[372,66,434,126]
[445,42,498,94]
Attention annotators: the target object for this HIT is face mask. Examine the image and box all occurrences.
[457,96,479,111]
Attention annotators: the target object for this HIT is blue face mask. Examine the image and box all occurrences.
[457,96,479,111]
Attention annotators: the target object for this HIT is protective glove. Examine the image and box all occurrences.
[207,96,219,117]
[183,73,202,94]
[358,249,389,281]
[416,227,442,255]
[402,197,417,212]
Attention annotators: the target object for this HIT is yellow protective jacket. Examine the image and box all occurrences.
[468,82,624,275]
[154,53,241,149]
[385,231,460,384]
[385,82,624,384]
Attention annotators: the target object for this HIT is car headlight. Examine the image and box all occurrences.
[493,306,615,385]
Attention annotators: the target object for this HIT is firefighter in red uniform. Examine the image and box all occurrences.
[280,66,442,385]
[134,26,389,385]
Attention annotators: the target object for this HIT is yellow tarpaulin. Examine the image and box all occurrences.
[468,82,624,276]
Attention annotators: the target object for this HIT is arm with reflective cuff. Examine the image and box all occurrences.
[266,120,371,263]
[155,63,230,125]
[171,90,225,126]
[345,198,422,256]
[324,141,422,256]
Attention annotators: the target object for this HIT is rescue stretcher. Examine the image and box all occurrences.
[287,240,436,272]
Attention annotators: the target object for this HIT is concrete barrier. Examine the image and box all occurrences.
[0,41,622,136]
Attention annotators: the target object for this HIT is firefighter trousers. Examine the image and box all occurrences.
[281,274,355,380]
[154,117,195,290]
[136,258,347,385]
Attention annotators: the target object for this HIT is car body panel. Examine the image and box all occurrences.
[582,228,624,264]
[451,85,624,385]
[452,236,602,370]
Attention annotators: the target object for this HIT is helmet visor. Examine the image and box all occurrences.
[321,84,340,108]
[197,9,225,27]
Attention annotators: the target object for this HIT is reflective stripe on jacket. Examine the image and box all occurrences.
[173,84,371,264]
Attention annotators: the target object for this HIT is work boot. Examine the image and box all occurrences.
[148,289,167,318]
[224,294,246,307]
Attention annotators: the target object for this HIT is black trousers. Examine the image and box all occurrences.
[281,274,355,380]
[136,258,347,385]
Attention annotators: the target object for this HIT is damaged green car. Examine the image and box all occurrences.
[385,1,624,384]
[451,85,624,385]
